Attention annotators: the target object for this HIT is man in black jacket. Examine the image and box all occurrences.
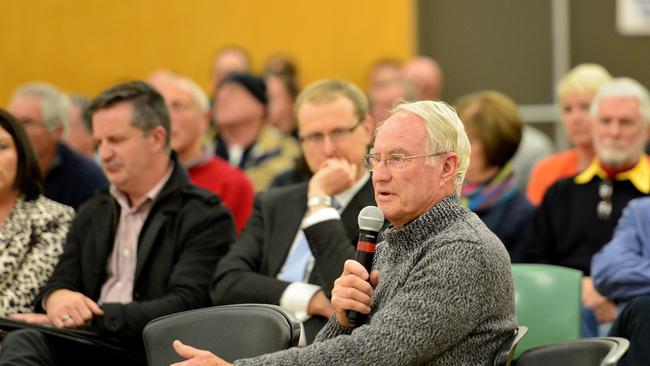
[0,81,236,366]
[212,79,376,344]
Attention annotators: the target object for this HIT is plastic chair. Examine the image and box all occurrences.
[511,264,582,357]
[494,325,528,366]
[142,304,300,366]
[515,337,630,366]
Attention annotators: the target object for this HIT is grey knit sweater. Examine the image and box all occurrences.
[236,195,517,365]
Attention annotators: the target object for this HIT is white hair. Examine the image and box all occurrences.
[12,82,71,136]
[590,77,650,125]
[172,76,210,112]
[391,100,471,195]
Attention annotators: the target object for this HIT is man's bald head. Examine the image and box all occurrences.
[402,56,443,101]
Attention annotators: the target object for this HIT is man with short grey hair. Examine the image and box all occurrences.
[174,100,516,365]
[0,81,236,366]
[9,82,107,209]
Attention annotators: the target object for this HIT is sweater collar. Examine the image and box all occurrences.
[382,194,468,251]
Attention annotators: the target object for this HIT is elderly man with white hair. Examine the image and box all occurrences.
[8,82,107,209]
[173,100,517,365]
[523,77,650,337]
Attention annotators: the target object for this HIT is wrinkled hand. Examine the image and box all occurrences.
[44,289,104,329]
[10,312,52,325]
[171,340,232,366]
[307,290,336,319]
[582,277,617,323]
[331,260,379,328]
[308,158,358,198]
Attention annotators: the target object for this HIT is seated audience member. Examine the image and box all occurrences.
[64,94,96,160]
[401,55,443,101]
[523,77,650,337]
[8,82,107,209]
[606,296,650,366]
[527,64,613,205]
[591,197,650,366]
[0,110,74,317]
[156,74,254,233]
[369,76,415,128]
[175,100,516,365]
[212,72,301,191]
[0,81,236,365]
[455,91,534,259]
[593,197,650,301]
[212,79,376,344]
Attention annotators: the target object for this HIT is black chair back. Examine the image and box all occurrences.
[142,304,300,366]
[515,337,630,366]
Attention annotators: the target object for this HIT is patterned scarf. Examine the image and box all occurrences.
[461,162,516,212]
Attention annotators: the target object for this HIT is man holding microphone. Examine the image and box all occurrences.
[176,100,516,365]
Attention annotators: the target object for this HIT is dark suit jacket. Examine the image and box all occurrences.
[35,154,236,348]
[44,143,108,210]
[211,178,376,341]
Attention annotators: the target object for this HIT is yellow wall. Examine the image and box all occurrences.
[1,0,414,106]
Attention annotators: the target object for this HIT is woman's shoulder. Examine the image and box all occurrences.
[21,196,75,222]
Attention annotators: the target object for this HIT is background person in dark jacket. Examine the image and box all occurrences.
[0,81,236,366]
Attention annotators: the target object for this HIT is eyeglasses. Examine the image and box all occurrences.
[299,120,363,147]
[597,179,613,220]
[363,152,446,171]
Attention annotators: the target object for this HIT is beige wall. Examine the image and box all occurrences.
[1,0,414,105]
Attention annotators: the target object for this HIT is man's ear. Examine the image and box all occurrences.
[440,152,459,183]
[149,125,168,151]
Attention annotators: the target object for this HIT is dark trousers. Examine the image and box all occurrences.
[0,329,146,366]
[609,296,650,366]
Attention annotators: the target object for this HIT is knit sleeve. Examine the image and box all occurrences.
[234,239,501,365]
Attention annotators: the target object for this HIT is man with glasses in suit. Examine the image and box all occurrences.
[211,79,377,344]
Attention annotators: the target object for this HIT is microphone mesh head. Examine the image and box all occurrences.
[358,206,384,232]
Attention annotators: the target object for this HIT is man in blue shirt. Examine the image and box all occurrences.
[592,197,650,366]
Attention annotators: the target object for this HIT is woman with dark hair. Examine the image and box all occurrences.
[0,109,74,317]
[455,91,535,260]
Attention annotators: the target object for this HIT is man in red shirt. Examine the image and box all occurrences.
[156,74,254,233]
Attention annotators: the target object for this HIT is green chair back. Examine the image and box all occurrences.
[511,264,582,358]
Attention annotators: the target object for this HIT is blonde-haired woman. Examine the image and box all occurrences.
[526,63,612,205]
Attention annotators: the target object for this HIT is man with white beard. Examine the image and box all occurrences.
[522,77,650,338]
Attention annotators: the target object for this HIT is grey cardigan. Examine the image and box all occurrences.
[236,195,517,365]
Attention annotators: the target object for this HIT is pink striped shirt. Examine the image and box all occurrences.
[98,164,173,304]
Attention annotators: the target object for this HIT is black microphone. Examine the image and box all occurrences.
[347,206,384,326]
